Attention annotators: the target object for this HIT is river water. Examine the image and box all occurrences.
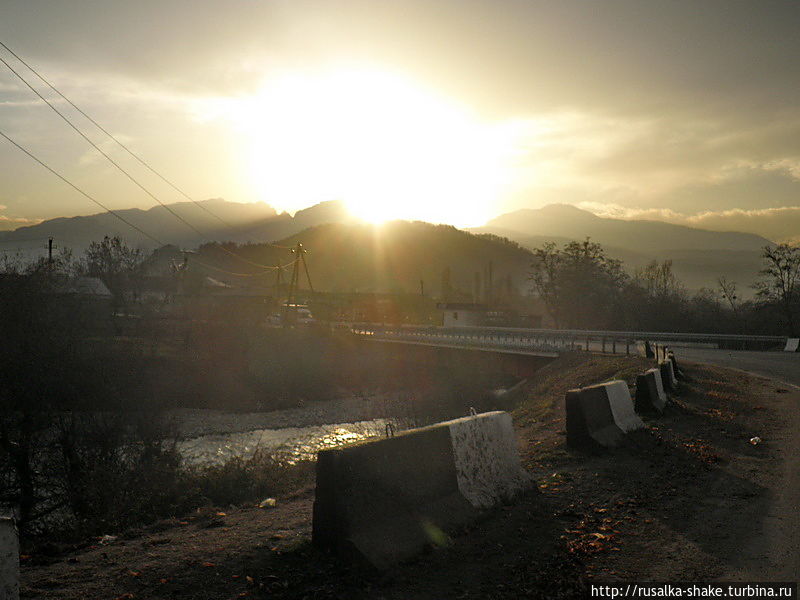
[166,393,414,467]
[176,418,391,466]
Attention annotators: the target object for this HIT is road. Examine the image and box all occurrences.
[674,348,800,388]
[675,346,800,579]
[669,346,800,579]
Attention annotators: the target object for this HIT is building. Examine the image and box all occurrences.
[437,302,489,327]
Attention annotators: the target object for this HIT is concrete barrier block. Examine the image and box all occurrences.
[659,360,678,391]
[635,368,667,413]
[312,411,532,567]
[566,389,594,448]
[636,340,655,358]
[566,380,643,448]
[0,517,18,600]
[785,338,799,352]
[667,351,684,379]
[602,380,646,433]
[448,412,532,508]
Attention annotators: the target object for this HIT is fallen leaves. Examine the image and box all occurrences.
[682,440,721,464]
[563,509,622,556]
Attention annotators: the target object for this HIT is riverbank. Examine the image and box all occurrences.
[168,391,411,439]
[21,353,797,598]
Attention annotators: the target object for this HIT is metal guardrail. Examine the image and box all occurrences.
[350,324,633,355]
[348,324,787,355]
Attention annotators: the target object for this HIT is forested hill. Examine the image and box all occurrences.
[165,221,536,297]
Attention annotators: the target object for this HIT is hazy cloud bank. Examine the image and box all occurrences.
[579,203,800,244]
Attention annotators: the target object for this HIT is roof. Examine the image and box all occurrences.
[60,277,112,297]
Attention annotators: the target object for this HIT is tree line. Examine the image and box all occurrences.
[529,239,800,336]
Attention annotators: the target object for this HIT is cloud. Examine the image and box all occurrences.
[3,0,800,229]
[577,202,800,244]
[0,214,43,231]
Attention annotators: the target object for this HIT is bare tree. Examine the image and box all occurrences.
[529,239,627,329]
[83,236,144,307]
[754,244,800,335]
[717,276,746,332]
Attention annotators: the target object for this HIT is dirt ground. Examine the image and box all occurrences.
[20,352,800,599]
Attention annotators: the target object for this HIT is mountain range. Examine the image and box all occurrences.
[0,198,353,254]
[0,199,773,294]
[470,204,772,294]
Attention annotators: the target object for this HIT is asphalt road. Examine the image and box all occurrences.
[672,347,800,580]
[674,347,800,388]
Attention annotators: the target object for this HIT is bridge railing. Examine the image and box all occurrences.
[348,324,787,355]
[349,324,638,355]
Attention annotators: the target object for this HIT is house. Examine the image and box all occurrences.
[437,303,489,327]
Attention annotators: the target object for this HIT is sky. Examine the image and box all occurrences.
[1,0,799,241]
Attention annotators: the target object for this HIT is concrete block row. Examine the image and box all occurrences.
[312,410,532,568]
[568,353,681,449]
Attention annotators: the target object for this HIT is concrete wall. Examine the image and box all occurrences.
[312,411,532,567]
[0,517,18,600]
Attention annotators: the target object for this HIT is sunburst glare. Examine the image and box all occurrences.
[200,68,523,227]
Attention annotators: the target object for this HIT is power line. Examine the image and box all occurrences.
[0,127,294,279]
[0,40,294,255]
[0,128,165,246]
[189,254,299,278]
[0,129,284,276]
[0,54,209,233]
[0,50,287,271]
[0,41,236,229]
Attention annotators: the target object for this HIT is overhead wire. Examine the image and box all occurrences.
[0,128,290,278]
[0,43,292,273]
[0,40,294,252]
[189,255,300,278]
[0,128,166,246]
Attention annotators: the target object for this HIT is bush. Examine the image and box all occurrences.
[188,450,315,507]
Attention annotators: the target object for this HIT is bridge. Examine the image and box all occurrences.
[350,324,788,355]
[350,324,799,384]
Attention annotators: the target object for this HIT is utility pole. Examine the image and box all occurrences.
[284,242,314,326]
[275,263,283,297]
[46,237,56,269]
[420,279,424,296]
[486,261,493,306]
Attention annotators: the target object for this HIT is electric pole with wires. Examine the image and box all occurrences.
[283,243,314,326]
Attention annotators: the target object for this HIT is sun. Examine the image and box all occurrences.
[206,67,520,227]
